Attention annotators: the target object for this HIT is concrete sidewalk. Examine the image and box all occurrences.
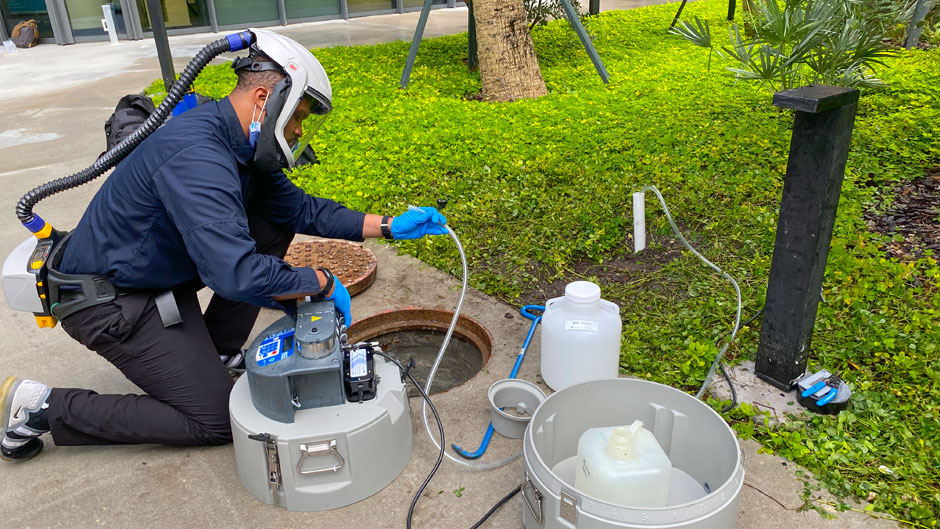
[0,3,897,528]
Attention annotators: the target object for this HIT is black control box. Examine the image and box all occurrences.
[343,345,378,403]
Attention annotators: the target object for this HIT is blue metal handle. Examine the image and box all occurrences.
[816,386,839,406]
[521,305,544,321]
[801,381,827,398]
[452,304,544,459]
[510,305,544,379]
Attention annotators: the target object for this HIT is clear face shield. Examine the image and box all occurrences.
[283,89,331,166]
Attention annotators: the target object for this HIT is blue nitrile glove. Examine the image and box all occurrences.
[325,276,352,326]
[390,207,448,239]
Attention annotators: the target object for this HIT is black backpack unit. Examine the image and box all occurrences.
[103,94,157,151]
[102,93,219,152]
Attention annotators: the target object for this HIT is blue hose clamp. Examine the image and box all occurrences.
[226,30,254,52]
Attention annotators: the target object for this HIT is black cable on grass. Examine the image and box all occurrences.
[713,308,765,413]
[718,362,738,413]
[738,308,765,332]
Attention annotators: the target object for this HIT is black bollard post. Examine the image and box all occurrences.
[146,0,176,92]
[754,85,860,390]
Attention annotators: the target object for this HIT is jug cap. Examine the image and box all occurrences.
[606,420,645,459]
[565,281,601,303]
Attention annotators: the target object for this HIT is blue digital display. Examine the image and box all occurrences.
[256,328,295,367]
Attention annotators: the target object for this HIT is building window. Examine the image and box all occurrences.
[285,0,339,20]
[214,0,279,27]
[2,0,54,38]
[403,0,446,8]
[346,0,395,14]
[65,0,127,37]
[137,0,210,30]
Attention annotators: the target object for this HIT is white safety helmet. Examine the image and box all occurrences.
[233,28,332,172]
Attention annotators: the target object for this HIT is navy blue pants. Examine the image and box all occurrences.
[47,216,292,446]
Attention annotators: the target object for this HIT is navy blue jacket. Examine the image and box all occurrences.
[59,97,366,308]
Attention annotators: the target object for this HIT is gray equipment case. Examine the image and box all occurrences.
[231,301,413,511]
[230,356,412,511]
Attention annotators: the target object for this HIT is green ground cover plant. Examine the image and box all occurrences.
[149,0,939,523]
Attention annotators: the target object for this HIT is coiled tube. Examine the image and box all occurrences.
[15,31,254,227]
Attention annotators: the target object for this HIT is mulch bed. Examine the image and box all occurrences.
[864,170,940,262]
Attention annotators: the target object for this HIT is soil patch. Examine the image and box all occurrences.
[514,232,689,307]
[864,171,940,262]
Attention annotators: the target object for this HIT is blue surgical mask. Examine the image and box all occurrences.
[248,92,269,150]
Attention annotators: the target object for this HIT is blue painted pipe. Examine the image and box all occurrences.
[452,305,544,459]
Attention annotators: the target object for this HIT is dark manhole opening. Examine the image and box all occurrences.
[347,309,493,396]
[371,330,480,396]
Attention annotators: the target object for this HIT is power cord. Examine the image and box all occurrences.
[468,484,522,529]
[373,351,444,529]
[374,351,521,529]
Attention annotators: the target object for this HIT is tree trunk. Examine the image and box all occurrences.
[905,0,931,49]
[472,0,548,102]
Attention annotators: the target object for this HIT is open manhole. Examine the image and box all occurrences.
[347,309,493,396]
[284,240,377,296]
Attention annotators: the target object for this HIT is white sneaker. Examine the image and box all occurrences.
[0,377,51,437]
[220,351,246,374]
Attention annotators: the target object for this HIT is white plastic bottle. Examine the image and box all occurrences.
[574,420,672,508]
[540,281,621,391]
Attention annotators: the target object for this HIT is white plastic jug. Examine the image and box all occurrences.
[574,420,672,508]
[540,281,621,391]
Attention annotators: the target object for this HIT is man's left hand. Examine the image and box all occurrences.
[325,276,352,325]
[390,207,448,239]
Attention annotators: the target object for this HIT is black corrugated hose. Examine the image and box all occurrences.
[15,33,249,226]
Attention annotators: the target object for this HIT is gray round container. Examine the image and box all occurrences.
[522,378,744,529]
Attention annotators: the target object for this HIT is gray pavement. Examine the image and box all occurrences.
[0,3,897,528]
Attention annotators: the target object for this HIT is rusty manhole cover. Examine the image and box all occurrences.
[284,240,377,296]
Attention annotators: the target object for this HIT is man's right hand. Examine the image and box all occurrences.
[390,207,448,239]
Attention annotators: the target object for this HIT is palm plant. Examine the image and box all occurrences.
[669,0,899,92]
[669,16,721,70]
